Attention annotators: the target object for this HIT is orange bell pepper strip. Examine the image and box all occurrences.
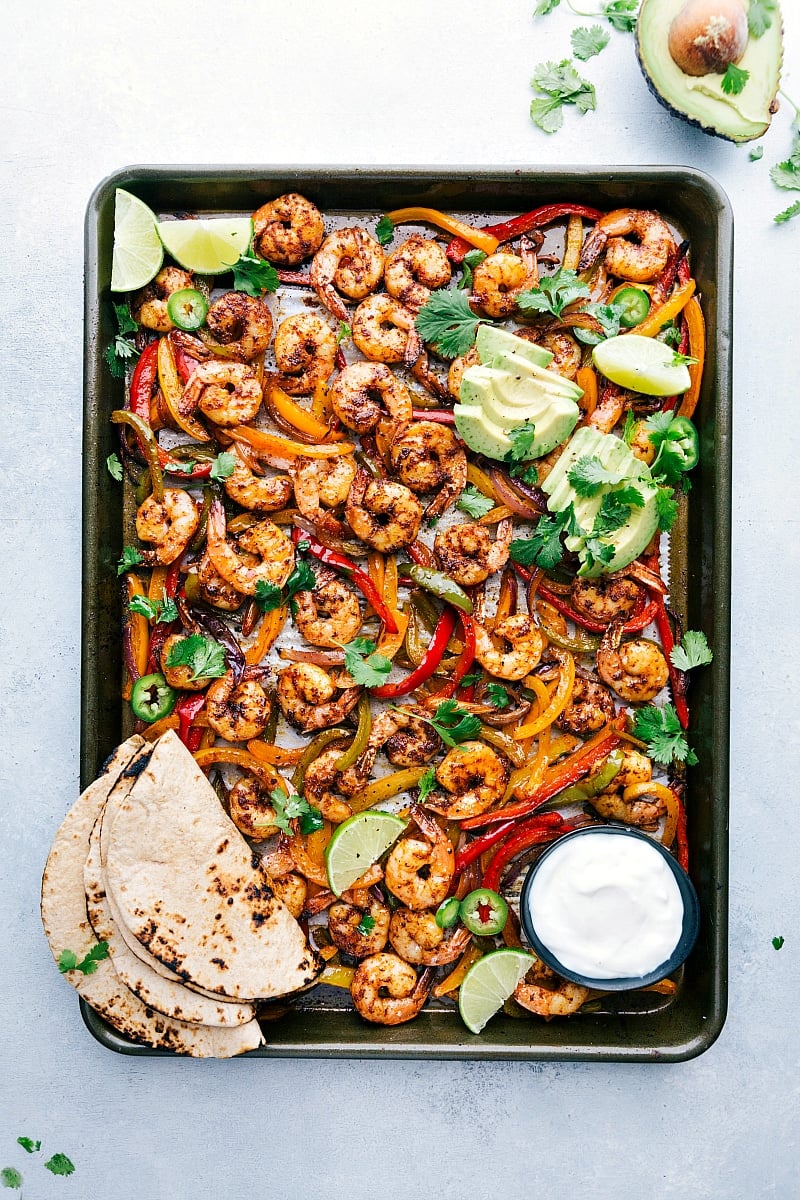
[229,425,355,460]
[678,296,705,420]
[267,378,345,441]
[121,574,150,700]
[385,207,500,256]
[621,781,680,848]
[141,713,181,741]
[246,738,305,767]
[431,943,484,999]
[630,278,696,338]
[576,364,598,418]
[512,649,575,739]
[192,746,287,788]
[245,605,288,666]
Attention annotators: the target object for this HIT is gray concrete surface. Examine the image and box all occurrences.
[2,2,798,1196]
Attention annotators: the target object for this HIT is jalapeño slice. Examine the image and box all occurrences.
[460,888,509,936]
[615,286,651,328]
[131,673,177,723]
[166,288,209,331]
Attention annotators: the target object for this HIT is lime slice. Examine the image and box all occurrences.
[458,948,534,1035]
[324,811,406,897]
[110,189,163,292]
[156,217,254,274]
[592,334,692,397]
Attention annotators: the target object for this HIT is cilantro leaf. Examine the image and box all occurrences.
[341,638,392,688]
[534,0,561,13]
[58,942,109,975]
[44,1155,75,1178]
[655,487,679,532]
[748,0,777,38]
[582,538,615,571]
[232,254,279,297]
[336,321,352,345]
[356,913,377,936]
[255,556,316,613]
[1,1168,22,1189]
[457,484,495,519]
[129,591,179,625]
[661,324,682,348]
[254,580,283,613]
[602,0,640,32]
[374,215,395,246]
[530,94,567,134]
[210,452,237,481]
[775,200,800,225]
[114,302,138,336]
[573,302,623,345]
[749,145,764,162]
[720,63,749,95]
[518,266,591,318]
[614,484,645,508]
[504,422,538,465]
[105,302,141,376]
[571,24,609,60]
[417,765,438,802]
[16,1140,40,1155]
[485,683,510,709]
[772,935,785,950]
[106,452,123,481]
[510,515,567,571]
[165,634,227,681]
[458,249,487,291]
[591,492,632,539]
[261,788,323,836]
[415,289,485,359]
[425,699,482,747]
[567,454,627,497]
[529,60,596,133]
[117,545,144,575]
[459,670,483,688]
[633,704,698,766]
[670,630,713,672]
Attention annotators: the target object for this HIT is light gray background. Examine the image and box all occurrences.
[2,2,799,1197]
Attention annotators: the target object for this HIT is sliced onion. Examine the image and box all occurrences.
[488,468,546,520]
[279,648,345,667]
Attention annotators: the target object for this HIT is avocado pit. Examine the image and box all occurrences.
[667,0,748,76]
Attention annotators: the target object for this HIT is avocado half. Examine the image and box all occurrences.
[636,0,783,142]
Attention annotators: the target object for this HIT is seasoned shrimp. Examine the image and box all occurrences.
[328,362,413,434]
[586,380,628,434]
[301,747,371,823]
[589,787,666,830]
[611,748,653,790]
[434,518,512,587]
[389,421,467,518]
[276,663,361,732]
[627,419,658,466]
[558,674,616,736]
[196,548,245,611]
[366,706,441,767]
[273,313,337,395]
[201,292,273,361]
[328,895,391,958]
[252,193,324,266]
[132,267,194,332]
[389,909,471,966]
[578,209,674,283]
[293,568,362,649]
[206,668,272,741]
[351,294,422,366]
[474,614,546,682]
[424,742,509,820]
[345,469,423,553]
[384,807,454,911]
[228,769,285,839]
[310,228,385,321]
[511,326,583,382]
[471,241,538,319]
[206,499,294,595]
[447,346,480,399]
[270,873,308,920]
[350,953,432,1026]
[160,634,220,691]
[222,443,293,513]
[514,961,590,1018]
[384,234,451,311]
[180,360,262,427]
[596,621,669,703]
[135,488,199,566]
[292,455,357,526]
[571,575,643,625]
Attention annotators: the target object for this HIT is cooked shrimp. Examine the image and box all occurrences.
[571,575,643,625]
[252,193,324,266]
[558,674,616,736]
[514,961,590,1018]
[389,420,467,518]
[222,443,293,513]
[228,771,284,839]
[206,499,294,595]
[206,668,272,741]
[328,895,391,958]
[292,455,357,525]
[310,228,385,321]
[328,362,413,434]
[273,313,337,395]
[160,634,219,691]
[532,442,566,486]
[301,747,371,823]
[366,706,441,767]
[471,241,538,319]
[628,419,658,466]
[541,331,582,381]
[389,909,471,966]
[612,748,653,790]
[596,621,669,703]
[384,234,451,311]
[345,469,423,553]
[196,548,245,612]
[434,518,512,586]
[276,663,361,731]
[424,742,509,820]
[293,568,362,649]
[447,346,480,400]
[135,488,199,566]
[201,292,273,361]
[180,360,262,427]
[132,267,195,332]
[270,872,308,920]
[589,788,666,830]
[473,614,546,682]
[384,807,454,911]
[350,953,432,1026]
[351,294,422,366]
[578,209,674,283]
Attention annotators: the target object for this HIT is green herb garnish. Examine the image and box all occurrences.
[415,289,487,359]
[529,60,597,133]
[518,266,591,317]
[232,254,279,297]
[571,24,609,60]
[165,634,227,681]
[58,942,109,976]
[633,704,697,766]
[341,637,393,688]
[129,592,179,625]
[374,215,395,246]
[670,630,713,672]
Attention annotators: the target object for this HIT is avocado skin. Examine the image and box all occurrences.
[635,0,783,144]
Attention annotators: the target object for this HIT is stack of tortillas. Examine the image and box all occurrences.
[41,730,322,1057]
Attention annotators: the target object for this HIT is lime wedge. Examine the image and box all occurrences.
[156,217,254,274]
[458,948,534,1034]
[110,189,163,292]
[592,334,692,397]
[324,811,406,897]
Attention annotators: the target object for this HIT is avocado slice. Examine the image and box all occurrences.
[457,364,580,460]
[476,324,553,369]
[453,400,514,460]
[636,0,783,142]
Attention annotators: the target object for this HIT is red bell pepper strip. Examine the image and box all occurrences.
[127,340,212,480]
[293,529,399,635]
[407,540,435,568]
[172,339,201,385]
[436,612,476,699]
[675,793,689,871]
[481,818,579,893]
[175,693,206,751]
[536,583,658,635]
[446,203,604,263]
[276,269,313,286]
[411,409,456,424]
[653,594,690,730]
[454,812,563,876]
[371,607,457,699]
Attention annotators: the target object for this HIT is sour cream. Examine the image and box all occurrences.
[525,831,684,981]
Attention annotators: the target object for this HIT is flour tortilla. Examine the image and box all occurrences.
[85,819,256,1028]
[104,730,322,1001]
[41,735,262,1056]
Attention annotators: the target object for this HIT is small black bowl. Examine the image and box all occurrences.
[518,825,700,991]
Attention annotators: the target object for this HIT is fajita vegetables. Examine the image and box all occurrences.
[98,189,710,1039]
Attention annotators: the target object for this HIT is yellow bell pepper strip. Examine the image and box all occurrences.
[465,463,498,501]
[385,207,500,256]
[267,378,345,441]
[349,766,428,813]
[246,739,305,768]
[333,693,372,772]
[621,780,680,848]
[512,649,575,740]
[376,555,408,660]
[319,964,356,989]
[229,425,356,460]
[431,942,484,999]
[678,296,705,420]
[157,335,208,440]
[629,278,696,338]
[562,213,585,272]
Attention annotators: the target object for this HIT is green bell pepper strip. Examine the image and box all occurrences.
[399,564,473,615]
[111,410,165,503]
[535,604,601,654]
[130,673,177,723]
[332,693,372,773]
[539,746,625,807]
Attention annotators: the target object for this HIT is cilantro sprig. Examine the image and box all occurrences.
[44,1155,75,1178]
[504,423,539,473]
[510,504,581,571]
[261,788,323,836]
[117,545,144,575]
[129,591,179,625]
[530,60,596,133]
[415,289,488,359]
[748,0,777,38]
[411,700,482,748]
[165,634,227,681]
[106,452,124,481]
[255,555,316,614]
[670,630,713,673]
[457,484,496,519]
[772,935,785,950]
[356,913,377,936]
[633,704,697,767]
[721,64,749,96]
[573,302,624,346]
[104,302,140,378]
[567,454,628,497]
[340,637,392,688]
[518,267,590,317]
[571,24,609,60]
[485,683,510,709]
[1,1168,22,1189]
[232,254,279,297]
[58,942,109,976]
[417,765,438,802]
[374,215,395,246]
[457,248,488,291]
